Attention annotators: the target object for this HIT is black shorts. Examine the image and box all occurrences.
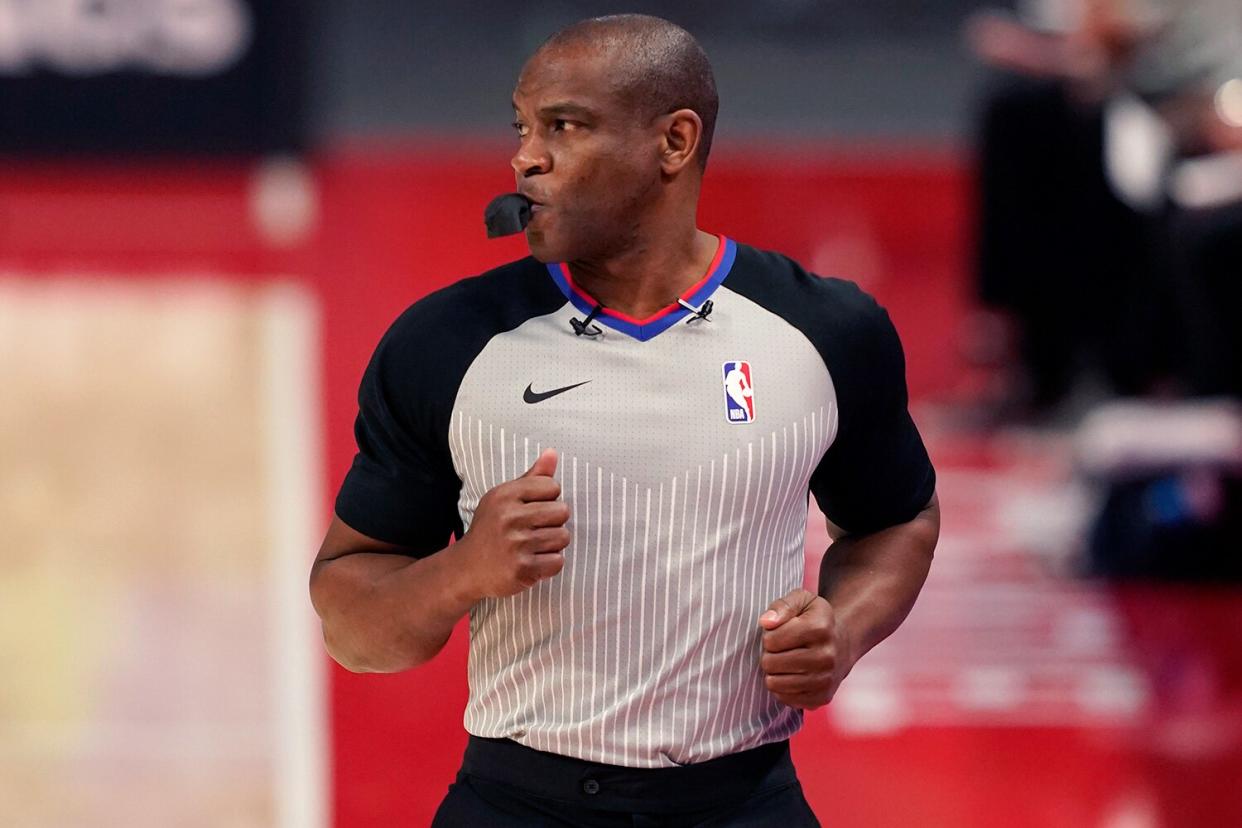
[430,734,822,827]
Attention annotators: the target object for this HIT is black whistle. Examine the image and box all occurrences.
[484,193,533,238]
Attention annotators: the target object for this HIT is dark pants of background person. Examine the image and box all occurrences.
[430,735,823,827]
[973,74,1176,406]
[1167,199,1242,398]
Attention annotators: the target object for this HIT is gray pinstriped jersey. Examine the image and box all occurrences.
[451,282,835,766]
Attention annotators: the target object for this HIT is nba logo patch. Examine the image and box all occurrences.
[722,360,755,423]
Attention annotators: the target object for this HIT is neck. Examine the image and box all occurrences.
[566,212,719,320]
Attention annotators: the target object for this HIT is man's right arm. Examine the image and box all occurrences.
[309,516,482,673]
[310,447,570,673]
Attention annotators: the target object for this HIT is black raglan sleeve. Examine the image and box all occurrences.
[808,282,936,535]
[334,303,464,557]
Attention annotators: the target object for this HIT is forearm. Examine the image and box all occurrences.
[310,542,480,673]
[817,500,939,666]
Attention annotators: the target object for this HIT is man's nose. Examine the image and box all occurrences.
[511,136,550,178]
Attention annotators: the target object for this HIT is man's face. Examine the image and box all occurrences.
[510,45,661,263]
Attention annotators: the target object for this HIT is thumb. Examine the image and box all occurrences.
[759,596,797,630]
[521,447,558,479]
[759,590,818,629]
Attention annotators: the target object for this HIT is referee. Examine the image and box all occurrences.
[310,14,940,827]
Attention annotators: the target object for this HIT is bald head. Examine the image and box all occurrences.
[509,15,719,262]
[534,14,719,170]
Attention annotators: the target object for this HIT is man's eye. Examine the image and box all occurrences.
[552,119,570,132]
[512,121,528,137]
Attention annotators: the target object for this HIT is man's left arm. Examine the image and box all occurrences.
[758,491,941,710]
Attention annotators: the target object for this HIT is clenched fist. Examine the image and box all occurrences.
[758,588,854,710]
[454,447,572,599]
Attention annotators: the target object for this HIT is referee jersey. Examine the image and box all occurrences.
[335,235,936,768]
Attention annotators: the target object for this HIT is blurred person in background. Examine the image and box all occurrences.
[966,0,1242,586]
[965,0,1242,416]
[310,13,940,827]
[967,9,1242,825]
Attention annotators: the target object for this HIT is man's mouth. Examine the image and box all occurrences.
[528,202,549,222]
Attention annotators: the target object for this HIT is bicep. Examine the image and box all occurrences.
[333,320,463,553]
[819,489,933,546]
[315,513,410,568]
[309,513,427,617]
[810,300,936,536]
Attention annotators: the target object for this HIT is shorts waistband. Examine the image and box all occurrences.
[459,735,798,813]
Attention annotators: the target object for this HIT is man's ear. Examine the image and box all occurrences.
[658,108,703,175]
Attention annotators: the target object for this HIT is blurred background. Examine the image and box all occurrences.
[2,1,1241,826]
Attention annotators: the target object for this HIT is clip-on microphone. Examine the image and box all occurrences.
[570,303,605,337]
[677,297,714,323]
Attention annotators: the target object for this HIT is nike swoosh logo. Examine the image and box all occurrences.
[523,380,591,404]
